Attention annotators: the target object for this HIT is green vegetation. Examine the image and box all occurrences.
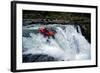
[23,10,90,23]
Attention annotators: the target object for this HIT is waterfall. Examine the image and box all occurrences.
[23,24,91,61]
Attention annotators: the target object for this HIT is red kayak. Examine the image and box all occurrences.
[38,27,56,37]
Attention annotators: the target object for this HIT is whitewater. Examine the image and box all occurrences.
[22,24,91,61]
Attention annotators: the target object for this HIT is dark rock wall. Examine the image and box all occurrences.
[23,54,58,63]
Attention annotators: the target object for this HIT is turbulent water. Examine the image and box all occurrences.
[22,24,91,61]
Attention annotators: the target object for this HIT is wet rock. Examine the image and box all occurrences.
[80,25,91,43]
[23,54,58,63]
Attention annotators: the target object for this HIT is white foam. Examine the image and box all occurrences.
[22,25,91,61]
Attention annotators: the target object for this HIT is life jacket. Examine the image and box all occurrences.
[38,27,45,33]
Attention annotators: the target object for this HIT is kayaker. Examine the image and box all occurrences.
[38,27,56,42]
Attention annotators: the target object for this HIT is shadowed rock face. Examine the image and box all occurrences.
[23,54,58,63]
[80,25,91,43]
